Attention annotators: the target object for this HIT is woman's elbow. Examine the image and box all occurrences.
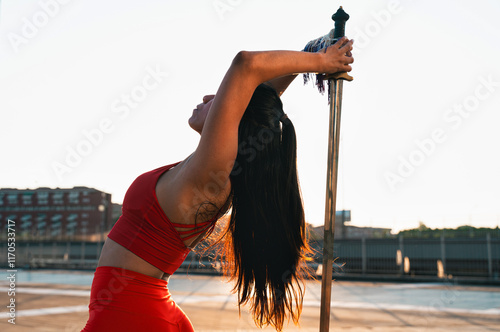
[232,51,255,73]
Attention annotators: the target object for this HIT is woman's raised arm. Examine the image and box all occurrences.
[183,38,354,193]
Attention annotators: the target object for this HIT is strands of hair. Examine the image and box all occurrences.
[203,84,314,331]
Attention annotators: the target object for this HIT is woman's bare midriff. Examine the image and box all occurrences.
[97,238,171,281]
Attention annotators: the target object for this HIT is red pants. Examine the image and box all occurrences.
[81,266,194,332]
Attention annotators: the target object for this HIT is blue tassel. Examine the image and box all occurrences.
[302,29,336,102]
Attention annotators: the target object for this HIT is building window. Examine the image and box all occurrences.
[0,193,4,206]
[51,214,62,222]
[81,222,89,234]
[7,194,18,205]
[52,192,64,205]
[37,191,49,205]
[50,214,62,237]
[68,192,79,204]
[21,215,32,232]
[36,214,47,235]
[66,213,78,236]
[22,193,33,205]
[81,213,89,234]
[81,190,90,203]
[4,215,14,231]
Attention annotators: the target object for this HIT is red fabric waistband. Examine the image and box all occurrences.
[94,266,168,285]
[94,265,168,283]
[91,266,169,299]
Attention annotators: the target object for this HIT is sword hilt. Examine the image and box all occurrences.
[332,6,349,40]
[325,72,353,81]
[325,6,353,82]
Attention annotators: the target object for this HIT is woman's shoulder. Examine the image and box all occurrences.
[155,155,231,225]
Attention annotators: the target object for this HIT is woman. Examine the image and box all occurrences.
[81,37,354,332]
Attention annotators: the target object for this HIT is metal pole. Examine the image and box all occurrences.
[362,237,367,274]
[487,233,493,278]
[441,232,447,276]
[399,235,404,276]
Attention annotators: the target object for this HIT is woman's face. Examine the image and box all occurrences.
[188,94,215,134]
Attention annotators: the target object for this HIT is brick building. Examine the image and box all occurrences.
[0,187,112,239]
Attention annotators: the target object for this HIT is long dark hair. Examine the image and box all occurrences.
[217,84,311,331]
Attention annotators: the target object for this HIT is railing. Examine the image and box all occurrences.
[0,237,498,282]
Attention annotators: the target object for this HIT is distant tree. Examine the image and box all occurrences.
[418,221,429,231]
[398,224,499,238]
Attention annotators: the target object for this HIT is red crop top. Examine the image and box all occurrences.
[108,162,219,275]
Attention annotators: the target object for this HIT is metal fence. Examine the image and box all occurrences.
[318,235,500,280]
[1,236,499,281]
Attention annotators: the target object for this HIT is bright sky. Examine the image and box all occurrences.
[1,0,499,233]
